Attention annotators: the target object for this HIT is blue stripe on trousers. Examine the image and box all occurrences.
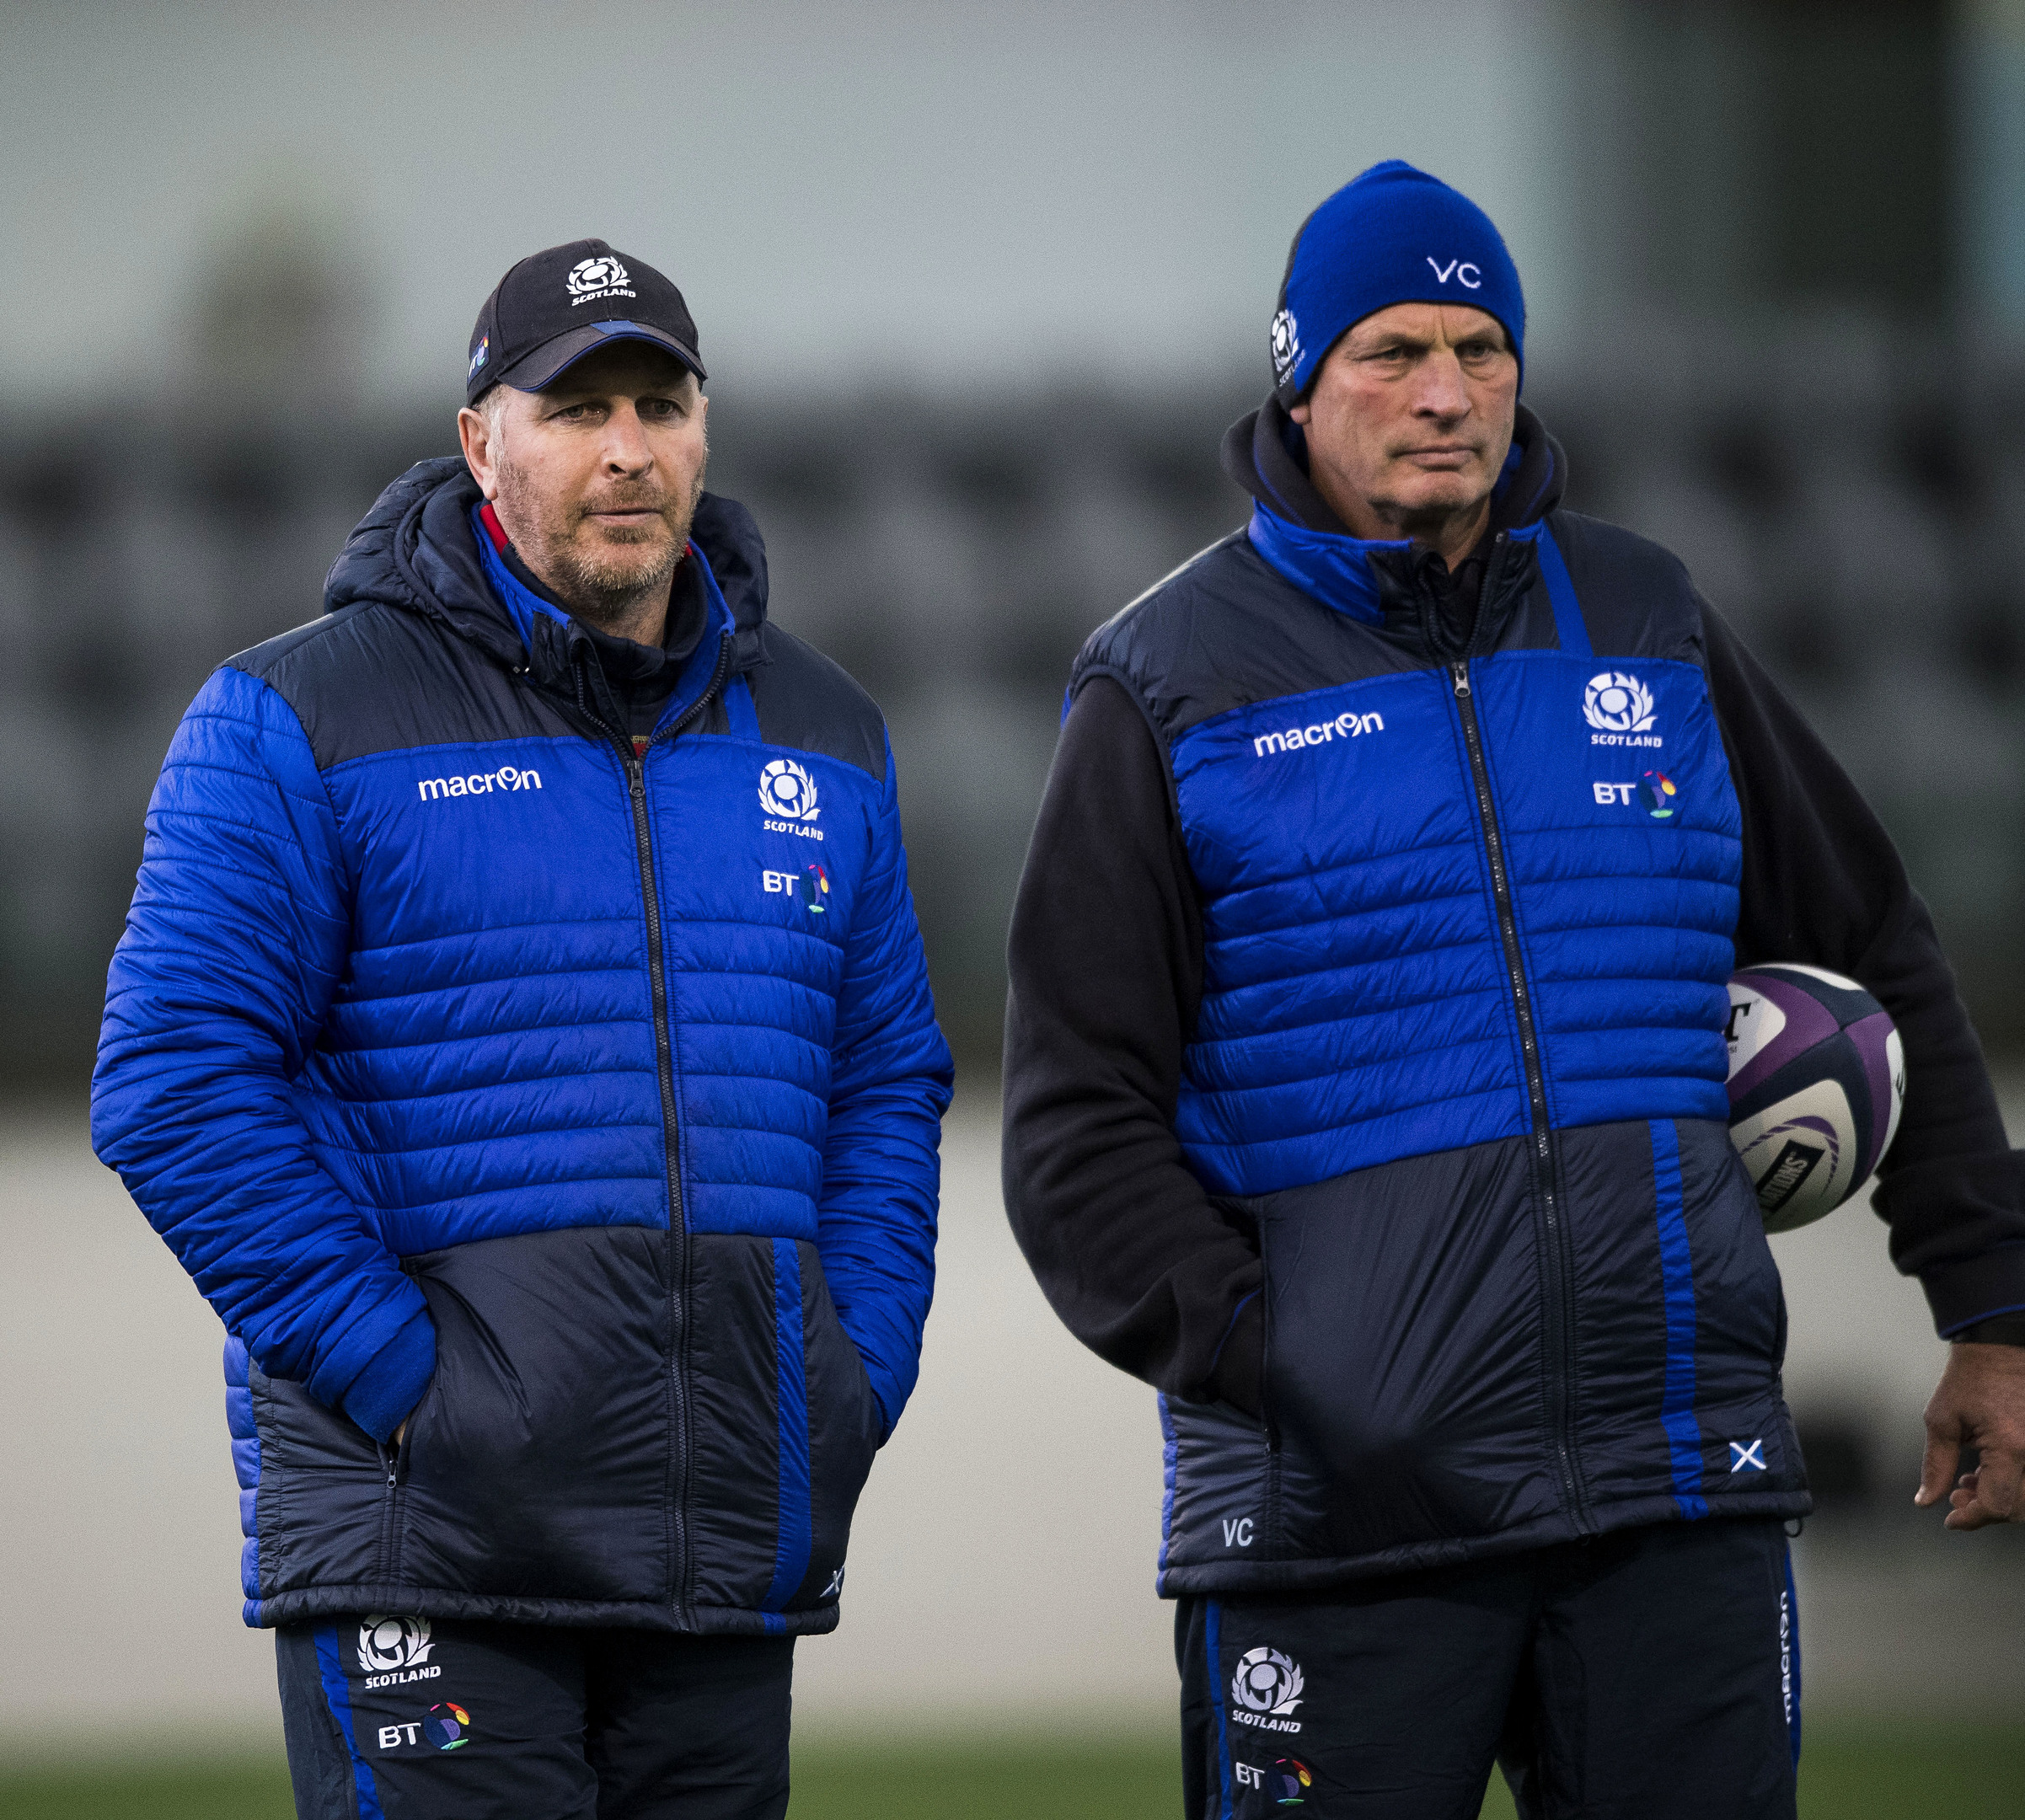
[1206,1600,1233,1820]
[762,1237,812,1614]
[1650,1119,1707,1519]
[313,1623,384,1820]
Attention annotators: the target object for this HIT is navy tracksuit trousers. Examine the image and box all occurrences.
[1180,1518,1799,1820]
[276,1618,794,1819]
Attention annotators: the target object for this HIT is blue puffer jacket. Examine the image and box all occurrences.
[1050,418,1808,1592]
[93,458,952,1635]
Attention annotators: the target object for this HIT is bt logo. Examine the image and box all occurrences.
[763,865,830,913]
[1236,1758,1313,1802]
[1592,771,1679,819]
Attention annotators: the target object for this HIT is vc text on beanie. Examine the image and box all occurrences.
[1270,160,1525,404]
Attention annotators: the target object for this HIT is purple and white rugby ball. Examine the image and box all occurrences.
[1724,964,1904,1234]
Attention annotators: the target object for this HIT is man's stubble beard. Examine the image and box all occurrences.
[1364,449,1498,545]
[499,453,708,636]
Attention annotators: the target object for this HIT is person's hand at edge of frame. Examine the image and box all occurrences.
[1916,1341,2025,1528]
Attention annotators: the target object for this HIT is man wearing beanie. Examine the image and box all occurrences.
[94,239,951,1817]
[1004,162,2025,1817]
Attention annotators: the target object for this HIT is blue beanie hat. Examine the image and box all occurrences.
[1270,160,1524,402]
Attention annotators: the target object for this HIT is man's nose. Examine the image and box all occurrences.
[1411,352,1471,419]
[603,404,655,472]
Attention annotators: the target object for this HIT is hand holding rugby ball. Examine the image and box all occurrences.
[1724,965,1904,1233]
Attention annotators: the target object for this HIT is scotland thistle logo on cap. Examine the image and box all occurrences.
[1270,309,1303,385]
[565,254,634,303]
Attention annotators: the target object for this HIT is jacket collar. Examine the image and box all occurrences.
[1219,397,1567,628]
[323,456,773,701]
[466,503,734,733]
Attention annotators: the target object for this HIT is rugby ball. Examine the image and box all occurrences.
[1724,965,1904,1234]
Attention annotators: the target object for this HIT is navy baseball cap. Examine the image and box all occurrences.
[465,238,705,404]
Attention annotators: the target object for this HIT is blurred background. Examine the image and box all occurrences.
[3,2,2022,1815]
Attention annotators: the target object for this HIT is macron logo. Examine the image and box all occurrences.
[1254,711,1384,758]
[418,765,543,802]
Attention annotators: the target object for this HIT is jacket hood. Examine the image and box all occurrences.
[1219,396,1566,538]
[323,455,774,683]
[1218,398,1567,637]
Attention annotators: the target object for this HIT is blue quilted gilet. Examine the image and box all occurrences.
[1170,518,1739,1196]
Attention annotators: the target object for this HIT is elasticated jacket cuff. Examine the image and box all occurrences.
[1922,1245,2025,1338]
[338,1311,437,1442]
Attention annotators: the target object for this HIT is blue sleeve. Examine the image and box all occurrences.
[90,665,435,1442]
[815,735,954,1438]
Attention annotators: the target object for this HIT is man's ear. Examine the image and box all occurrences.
[1288,399,1313,426]
[457,406,502,502]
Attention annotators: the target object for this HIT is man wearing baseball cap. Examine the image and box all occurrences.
[1004,162,2025,1815]
[95,238,952,1817]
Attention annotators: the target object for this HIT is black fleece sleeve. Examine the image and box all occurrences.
[1703,602,2025,1335]
[1001,676,1265,1413]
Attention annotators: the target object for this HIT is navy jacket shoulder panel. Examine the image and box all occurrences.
[1072,530,1428,747]
[1549,510,1706,667]
[747,624,887,779]
[226,599,577,771]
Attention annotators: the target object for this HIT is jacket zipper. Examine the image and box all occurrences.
[576,634,735,1625]
[373,1437,402,1584]
[1449,655,1595,1534]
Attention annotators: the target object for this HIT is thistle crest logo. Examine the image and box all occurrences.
[565,255,635,303]
[1270,309,1303,383]
[358,1615,433,1676]
[1231,1646,1304,1717]
[1583,672,1657,735]
[758,758,820,823]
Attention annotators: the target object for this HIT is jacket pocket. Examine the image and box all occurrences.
[246,1359,389,1596]
[1256,1136,1561,1558]
[1670,1118,1802,1488]
[796,1243,881,1608]
[688,1234,881,1615]
[394,1224,675,1603]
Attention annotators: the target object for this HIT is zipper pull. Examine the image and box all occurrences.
[1451,661,1471,697]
